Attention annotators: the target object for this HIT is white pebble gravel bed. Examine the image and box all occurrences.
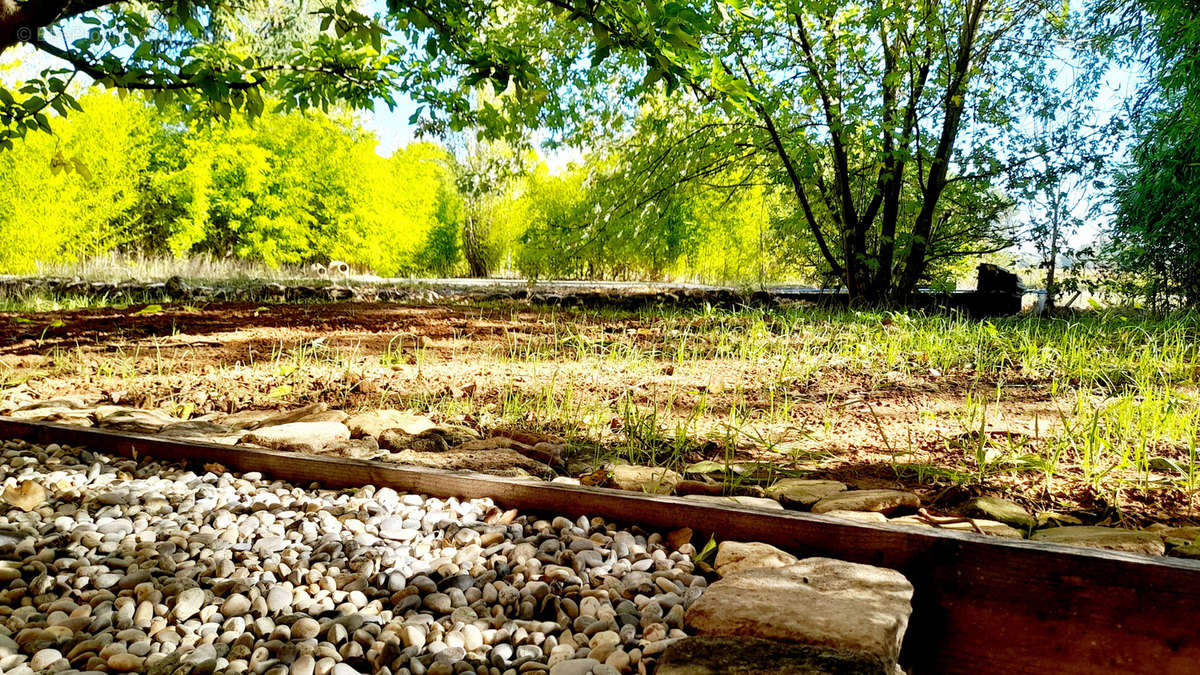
[0,440,707,675]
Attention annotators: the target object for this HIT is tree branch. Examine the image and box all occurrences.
[33,36,379,92]
[0,0,130,54]
[757,102,843,278]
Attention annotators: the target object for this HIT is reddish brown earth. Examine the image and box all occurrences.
[0,301,1195,528]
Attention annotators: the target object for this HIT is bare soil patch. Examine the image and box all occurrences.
[1,301,1195,528]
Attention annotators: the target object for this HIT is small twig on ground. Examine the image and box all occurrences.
[917,507,988,534]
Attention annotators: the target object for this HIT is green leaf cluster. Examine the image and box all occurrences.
[0,90,823,284]
[1104,0,1200,309]
[1,0,399,148]
[0,92,461,276]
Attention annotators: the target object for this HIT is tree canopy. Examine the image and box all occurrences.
[1104,0,1200,308]
[0,90,792,282]
[0,91,463,275]
[4,0,1193,306]
[386,0,1105,299]
[0,0,395,147]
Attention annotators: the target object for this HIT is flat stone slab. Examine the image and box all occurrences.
[95,406,180,434]
[686,557,913,670]
[1031,526,1165,556]
[7,406,94,426]
[820,510,887,524]
[345,409,437,438]
[219,403,328,430]
[657,636,892,675]
[158,421,245,445]
[765,479,847,507]
[240,421,350,454]
[811,489,920,515]
[379,428,452,452]
[682,495,784,510]
[889,514,1024,538]
[608,465,681,494]
[10,395,94,411]
[714,541,799,577]
[324,438,381,459]
[383,447,555,480]
[1161,526,1200,546]
[965,496,1036,530]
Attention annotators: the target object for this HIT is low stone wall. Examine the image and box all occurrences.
[0,275,1026,316]
[0,276,784,311]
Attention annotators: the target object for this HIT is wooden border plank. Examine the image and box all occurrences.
[2,418,1198,674]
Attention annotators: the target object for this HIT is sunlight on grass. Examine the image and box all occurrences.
[4,295,1199,516]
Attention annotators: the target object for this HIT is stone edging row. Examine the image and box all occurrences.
[0,277,778,311]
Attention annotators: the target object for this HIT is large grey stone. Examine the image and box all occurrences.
[241,421,350,454]
[820,510,888,524]
[685,558,913,670]
[965,496,1036,530]
[458,436,557,464]
[158,420,245,445]
[765,479,848,508]
[608,465,681,494]
[346,409,437,438]
[8,406,94,426]
[811,489,920,515]
[682,495,784,510]
[218,403,328,430]
[1159,526,1200,546]
[1031,526,1165,556]
[95,406,179,434]
[425,425,484,446]
[713,541,799,577]
[325,437,381,459]
[381,427,482,452]
[381,447,555,479]
[657,636,891,675]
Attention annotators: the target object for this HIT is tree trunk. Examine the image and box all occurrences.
[1044,199,1061,312]
[462,216,489,278]
[898,113,965,296]
[896,0,985,297]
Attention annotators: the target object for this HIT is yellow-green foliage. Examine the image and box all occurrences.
[1,90,878,285]
[682,181,769,284]
[383,143,463,275]
[156,112,459,275]
[513,162,805,284]
[0,92,155,273]
[0,93,462,277]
